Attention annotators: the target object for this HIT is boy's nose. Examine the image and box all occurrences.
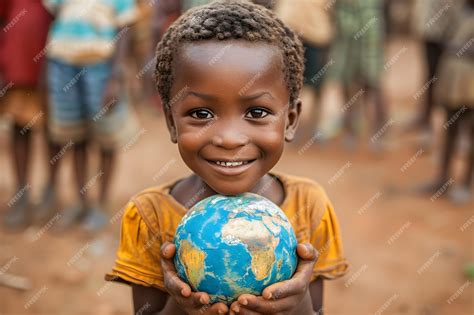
[211,130,249,149]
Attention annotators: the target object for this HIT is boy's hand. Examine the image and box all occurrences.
[161,242,229,315]
[229,244,318,315]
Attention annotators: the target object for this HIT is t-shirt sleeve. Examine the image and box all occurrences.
[309,188,349,281]
[114,0,139,27]
[105,200,166,290]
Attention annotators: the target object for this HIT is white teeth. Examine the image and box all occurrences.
[215,161,247,167]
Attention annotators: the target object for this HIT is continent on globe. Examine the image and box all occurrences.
[174,193,298,304]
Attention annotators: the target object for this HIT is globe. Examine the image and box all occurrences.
[174,193,298,304]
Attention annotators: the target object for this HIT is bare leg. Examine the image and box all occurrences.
[55,141,88,229]
[80,147,114,232]
[421,41,443,129]
[74,141,88,203]
[439,109,459,184]
[99,148,116,204]
[12,125,31,188]
[4,125,32,229]
[370,86,387,135]
[448,110,473,204]
[34,139,64,223]
[343,85,359,150]
[464,111,474,188]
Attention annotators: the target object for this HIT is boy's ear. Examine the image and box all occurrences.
[164,107,178,143]
[285,99,302,142]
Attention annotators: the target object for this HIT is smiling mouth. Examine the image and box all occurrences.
[206,159,256,168]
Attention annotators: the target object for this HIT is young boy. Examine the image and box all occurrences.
[106,1,348,314]
[0,0,52,228]
[39,0,139,230]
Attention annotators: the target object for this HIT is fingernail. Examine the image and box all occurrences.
[218,311,224,315]
[181,288,186,296]
[199,296,206,304]
[232,305,240,313]
[240,298,248,305]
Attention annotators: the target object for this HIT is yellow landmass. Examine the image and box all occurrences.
[179,240,206,288]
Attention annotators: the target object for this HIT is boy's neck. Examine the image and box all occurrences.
[170,173,285,209]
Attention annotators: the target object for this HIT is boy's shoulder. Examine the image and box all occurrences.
[275,172,329,200]
[129,178,184,213]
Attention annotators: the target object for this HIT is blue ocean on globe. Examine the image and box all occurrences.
[174,192,298,304]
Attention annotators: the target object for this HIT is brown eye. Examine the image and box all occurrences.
[245,108,270,119]
[190,109,214,119]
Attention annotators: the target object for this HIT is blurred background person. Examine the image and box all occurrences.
[411,0,457,148]
[419,0,473,204]
[40,0,140,231]
[135,0,182,110]
[275,0,334,143]
[329,0,387,151]
[0,0,52,229]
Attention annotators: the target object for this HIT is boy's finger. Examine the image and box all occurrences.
[294,244,318,279]
[193,292,210,305]
[209,302,229,314]
[160,256,191,297]
[260,275,307,300]
[296,243,318,262]
[236,295,294,314]
[161,242,176,259]
[260,245,317,300]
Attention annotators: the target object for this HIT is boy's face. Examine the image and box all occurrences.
[165,40,300,195]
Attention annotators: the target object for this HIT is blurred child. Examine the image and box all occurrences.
[412,0,456,139]
[422,0,473,204]
[329,0,387,150]
[40,0,139,230]
[0,0,52,229]
[106,1,348,314]
[276,0,334,142]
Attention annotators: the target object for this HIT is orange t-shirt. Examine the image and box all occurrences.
[105,172,348,290]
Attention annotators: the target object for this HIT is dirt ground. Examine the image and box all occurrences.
[0,37,472,315]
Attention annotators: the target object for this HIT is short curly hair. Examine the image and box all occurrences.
[154,0,304,108]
